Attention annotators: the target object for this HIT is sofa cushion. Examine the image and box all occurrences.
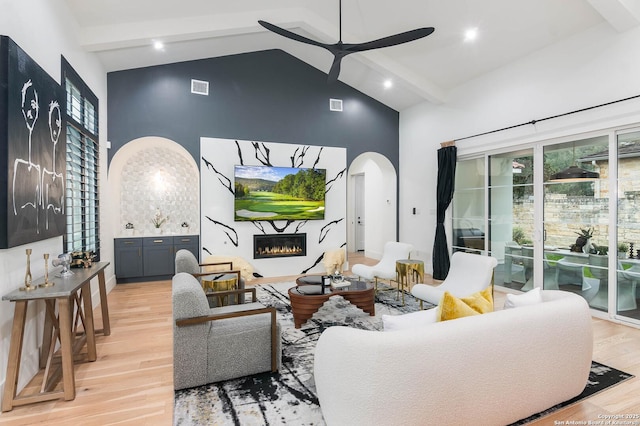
[504,287,543,309]
[382,309,438,331]
[437,286,493,322]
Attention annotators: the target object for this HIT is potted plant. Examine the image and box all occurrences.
[572,228,594,253]
[151,209,168,234]
[593,244,608,256]
[124,222,135,236]
[618,242,629,259]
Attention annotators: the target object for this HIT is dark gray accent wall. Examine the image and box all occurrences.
[106,49,399,170]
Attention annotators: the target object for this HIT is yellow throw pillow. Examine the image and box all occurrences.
[437,286,494,322]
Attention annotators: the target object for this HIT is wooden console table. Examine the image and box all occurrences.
[1,261,110,412]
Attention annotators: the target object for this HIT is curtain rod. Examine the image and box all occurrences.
[454,93,640,143]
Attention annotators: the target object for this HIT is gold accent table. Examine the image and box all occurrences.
[395,259,425,305]
[1,262,110,412]
[201,272,239,306]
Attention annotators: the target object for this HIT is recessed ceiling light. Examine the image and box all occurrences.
[464,28,478,42]
[383,79,393,89]
[153,40,165,51]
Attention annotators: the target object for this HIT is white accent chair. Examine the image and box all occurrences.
[351,242,413,294]
[619,263,640,311]
[588,260,639,312]
[411,251,498,307]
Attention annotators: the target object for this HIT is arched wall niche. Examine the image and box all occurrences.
[108,136,200,236]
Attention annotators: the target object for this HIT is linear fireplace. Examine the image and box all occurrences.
[254,233,307,259]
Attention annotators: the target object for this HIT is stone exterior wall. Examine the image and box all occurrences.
[513,193,640,253]
[511,156,640,253]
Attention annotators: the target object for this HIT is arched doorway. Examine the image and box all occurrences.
[347,152,397,259]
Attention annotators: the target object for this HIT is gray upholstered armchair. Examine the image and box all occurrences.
[172,272,281,390]
[175,249,245,306]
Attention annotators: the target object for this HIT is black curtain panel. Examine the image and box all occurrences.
[432,145,457,280]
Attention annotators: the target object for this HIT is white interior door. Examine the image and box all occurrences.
[354,174,365,251]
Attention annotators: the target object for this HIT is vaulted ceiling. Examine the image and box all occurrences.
[63,0,640,111]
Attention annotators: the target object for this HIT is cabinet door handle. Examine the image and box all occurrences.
[124,241,134,245]
[181,239,190,242]
[138,248,141,257]
[153,239,164,243]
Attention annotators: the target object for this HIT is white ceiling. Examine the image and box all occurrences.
[63,0,640,111]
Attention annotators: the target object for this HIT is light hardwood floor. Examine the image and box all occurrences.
[0,253,638,425]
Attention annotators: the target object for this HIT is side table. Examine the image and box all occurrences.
[395,259,425,305]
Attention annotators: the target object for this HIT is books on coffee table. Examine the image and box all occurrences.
[330,280,351,289]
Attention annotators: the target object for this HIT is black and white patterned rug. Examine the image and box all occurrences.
[174,282,634,426]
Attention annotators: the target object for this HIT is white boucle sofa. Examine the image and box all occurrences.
[314,290,593,426]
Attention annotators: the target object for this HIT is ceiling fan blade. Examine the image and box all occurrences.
[327,56,343,83]
[344,27,435,53]
[258,20,328,49]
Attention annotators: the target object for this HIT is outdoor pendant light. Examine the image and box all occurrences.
[549,143,600,182]
[550,165,599,181]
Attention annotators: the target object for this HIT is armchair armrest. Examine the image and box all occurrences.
[199,261,233,269]
[194,270,241,281]
[204,287,256,303]
[175,305,277,372]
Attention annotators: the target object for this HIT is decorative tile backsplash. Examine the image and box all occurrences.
[119,146,199,235]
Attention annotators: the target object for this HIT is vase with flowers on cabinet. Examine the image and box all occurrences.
[151,209,168,234]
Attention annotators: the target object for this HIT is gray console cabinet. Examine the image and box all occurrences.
[114,235,199,282]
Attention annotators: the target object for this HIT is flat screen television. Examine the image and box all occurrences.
[234,165,326,221]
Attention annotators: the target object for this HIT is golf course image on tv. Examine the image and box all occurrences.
[234,165,326,221]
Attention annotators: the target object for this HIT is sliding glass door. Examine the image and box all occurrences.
[488,150,534,290]
[452,158,486,255]
[616,129,640,323]
[542,136,608,303]
[453,129,640,325]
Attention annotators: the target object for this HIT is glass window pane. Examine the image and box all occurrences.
[543,136,608,300]
[616,130,640,319]
[489,149,534,290]
[452,158,486,255]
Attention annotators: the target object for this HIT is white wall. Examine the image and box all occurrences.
[400,22,640,273]
[0,0,109,402]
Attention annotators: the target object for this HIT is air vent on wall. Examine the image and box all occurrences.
[191,79,209,96]
[329,98,343,112]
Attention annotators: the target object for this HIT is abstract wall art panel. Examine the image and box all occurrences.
[0,36,66,248]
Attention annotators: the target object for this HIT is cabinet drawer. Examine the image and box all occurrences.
[173,236,197,245]
[115,238,142,248]
[143,237,172,247]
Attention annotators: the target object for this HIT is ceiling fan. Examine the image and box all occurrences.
[259,0,434,83]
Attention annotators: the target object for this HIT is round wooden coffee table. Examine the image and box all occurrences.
[288,275,375,328]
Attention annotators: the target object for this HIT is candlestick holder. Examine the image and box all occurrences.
[20,249,35,291]
[39,253,54,288]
